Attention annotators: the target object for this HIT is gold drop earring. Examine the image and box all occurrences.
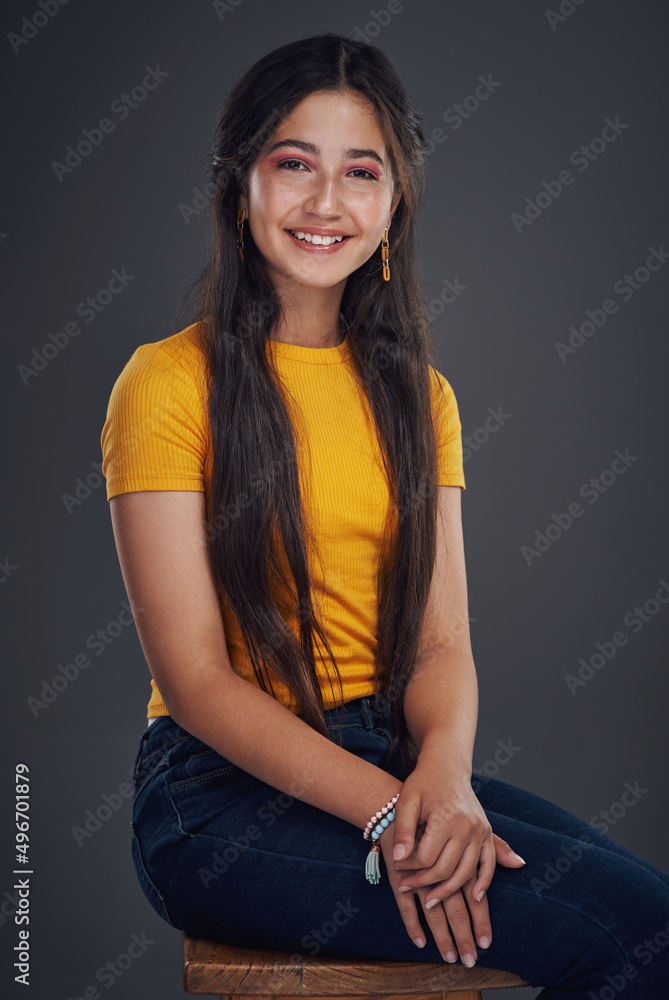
[381,226,390,281]
[237,208,246,262]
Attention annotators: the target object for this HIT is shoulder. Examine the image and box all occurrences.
[428,364,461,420]
[112,321,207,390]
[105,322,209,413]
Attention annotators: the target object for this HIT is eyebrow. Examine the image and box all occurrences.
[266,138,385,169]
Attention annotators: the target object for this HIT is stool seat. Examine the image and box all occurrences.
[183,932,532,1000]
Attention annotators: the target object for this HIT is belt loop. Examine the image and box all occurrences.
[358,696,374,730]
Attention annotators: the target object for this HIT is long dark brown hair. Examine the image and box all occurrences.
[169,30,450,782]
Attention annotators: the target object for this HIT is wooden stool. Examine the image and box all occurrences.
[183,932,533,1000]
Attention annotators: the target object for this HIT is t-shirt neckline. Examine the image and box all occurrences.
[266,334,352,365]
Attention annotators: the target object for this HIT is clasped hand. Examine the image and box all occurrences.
[378,757,526,966]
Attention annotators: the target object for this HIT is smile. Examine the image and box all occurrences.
[285,229,352,251]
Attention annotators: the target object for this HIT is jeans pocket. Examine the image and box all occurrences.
[131,730,147,786]
[372,726,392,746]
[133,733,193,805]
[166,744,254,837]
[131,822,179,929]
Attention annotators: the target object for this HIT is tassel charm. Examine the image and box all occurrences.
[363,793,399,885]
[365,840,382,885]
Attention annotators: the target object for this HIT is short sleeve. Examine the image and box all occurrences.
[100,342,209,501]
[430,367,466,489]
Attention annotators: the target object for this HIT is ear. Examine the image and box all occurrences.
[237,183,249,218]
[388,188,402,226]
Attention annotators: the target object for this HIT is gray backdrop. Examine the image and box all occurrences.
[3,1,668,997]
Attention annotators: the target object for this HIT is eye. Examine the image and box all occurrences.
[348,167,378,180]
[275,159,377,180]
[277,159,308,171]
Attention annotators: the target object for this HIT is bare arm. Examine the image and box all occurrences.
[403,485,478,778]
[109,490,402,830]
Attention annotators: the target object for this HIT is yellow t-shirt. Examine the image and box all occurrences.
[100,322,466,718]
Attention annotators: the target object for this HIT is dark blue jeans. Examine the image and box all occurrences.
[130,691,669,998]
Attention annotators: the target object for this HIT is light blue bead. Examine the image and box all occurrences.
[373,824,383,837]
[387,810,395,822]
[380,817,389,828]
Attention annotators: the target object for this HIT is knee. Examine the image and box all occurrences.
[597,869,669,983]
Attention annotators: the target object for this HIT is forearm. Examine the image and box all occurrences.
[170,671,403,832]
[402,649,479,779]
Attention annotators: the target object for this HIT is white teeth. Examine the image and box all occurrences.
[289,230,345,245]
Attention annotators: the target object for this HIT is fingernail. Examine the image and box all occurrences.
[393,844,406,860]
[479,936,490,949]
[476,890,486,903]
[425,898,438,910]
[463,953,477,967]
[413,936,425,948]
[398,885,411,892]
[445,951,457,963]
[512,852,526,864]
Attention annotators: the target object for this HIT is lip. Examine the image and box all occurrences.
[284,229,353,253]
[285,226,353,237]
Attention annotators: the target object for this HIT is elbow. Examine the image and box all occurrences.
[158,668,239,733]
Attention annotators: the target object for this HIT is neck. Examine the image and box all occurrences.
[269,280,347,348]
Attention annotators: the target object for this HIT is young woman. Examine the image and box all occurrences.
[100,31,669,998]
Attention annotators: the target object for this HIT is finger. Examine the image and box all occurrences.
[395,811,456,872]
[390,793,422,863]
[471,835,497,903]
[397,831,465,889]
[415,888,458,964]
[462,874,492,951]
[393,884,428,950]
[493,833,527,867]
[393,821,428,870]
[407,840,480,903]
[442,891,478,967]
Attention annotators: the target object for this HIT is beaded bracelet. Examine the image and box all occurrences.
[363,791,401,885]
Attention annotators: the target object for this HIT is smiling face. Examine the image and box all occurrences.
[238,89,402,295]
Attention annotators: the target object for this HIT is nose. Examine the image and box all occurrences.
[303,172,345,217]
